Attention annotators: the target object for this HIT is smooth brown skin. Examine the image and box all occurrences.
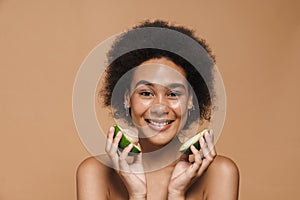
[77,58,239,199]
[77,155,239,200]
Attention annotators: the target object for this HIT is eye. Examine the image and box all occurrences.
[139,91,153,97]
[168,91,182,98]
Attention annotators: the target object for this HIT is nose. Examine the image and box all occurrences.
[150,103,169,117]
[149,92,170,117]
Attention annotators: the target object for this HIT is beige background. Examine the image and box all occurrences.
[1,0,299,199]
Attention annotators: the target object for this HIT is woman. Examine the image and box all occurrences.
[77,20,239,200]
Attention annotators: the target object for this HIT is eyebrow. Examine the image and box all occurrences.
[135,80,153,88]
[134,80,187,90]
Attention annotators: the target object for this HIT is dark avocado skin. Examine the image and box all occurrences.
[113,125,141,155]
[180,141,200,154]
[179,129,209,154]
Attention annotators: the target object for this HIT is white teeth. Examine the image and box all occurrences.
[149,120,169,127]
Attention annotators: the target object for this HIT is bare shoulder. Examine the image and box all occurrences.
[77,156,111,175]
[76,156,113,199]
[208,155,239,177]
[204,155,240,199]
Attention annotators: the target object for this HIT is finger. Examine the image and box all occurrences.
[105,126,115,153]
[191,145,203,168]
[133,152,143,164]
[205,130,216,157]
[210,130,217,156]
[119,143,133,173]
[185,145,202,178]
[209,129,214,141]
[195,137,215,177]
[200,136,214,163]
[109,150,120,172]
[109,131,122,154]
[191,145,202,165]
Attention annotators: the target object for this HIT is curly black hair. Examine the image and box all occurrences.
[100,20,216,128]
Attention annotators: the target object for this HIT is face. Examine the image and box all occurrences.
[124,58,194,147]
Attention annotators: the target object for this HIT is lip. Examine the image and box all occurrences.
[145,119,174,132]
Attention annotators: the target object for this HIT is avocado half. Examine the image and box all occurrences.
[113,124,141,155]
[179,129,209,154]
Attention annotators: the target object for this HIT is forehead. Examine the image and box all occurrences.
[131,59,188,88]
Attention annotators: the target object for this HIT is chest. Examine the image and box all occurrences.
[109,170,171,200]
[146,172,170,200]
[109,169,205,200]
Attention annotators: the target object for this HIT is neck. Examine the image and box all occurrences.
[139,136,182,172]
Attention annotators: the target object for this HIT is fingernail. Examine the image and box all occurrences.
[191,145,196,150]
[205,131,210,137]
[200,137,205,143]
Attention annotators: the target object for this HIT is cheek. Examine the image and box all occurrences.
[130,97,152,114]
[169,100,188,116]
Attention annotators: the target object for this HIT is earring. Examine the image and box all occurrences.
[188,105,195,117]
[124,103,129,117]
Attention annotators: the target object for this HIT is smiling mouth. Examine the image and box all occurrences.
[145,119,174,127]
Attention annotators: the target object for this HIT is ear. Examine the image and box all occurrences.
[124,89,131,108]
[187,93,194,110]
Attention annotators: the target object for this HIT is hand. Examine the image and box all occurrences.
[105,126,147,200]
[168,130,216,199]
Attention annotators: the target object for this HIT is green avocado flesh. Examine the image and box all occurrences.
[113,124,141,154]
[179,129,209,154]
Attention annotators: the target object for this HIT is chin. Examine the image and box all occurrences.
[147,131,178,146]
